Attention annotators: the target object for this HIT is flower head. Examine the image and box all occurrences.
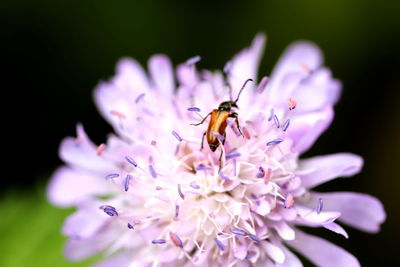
[48,34,386,266]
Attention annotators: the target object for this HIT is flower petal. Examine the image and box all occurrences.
[148,54,175,95]
[311,192,386,233]
[47,167,108,207]
[227,33,266,108]
[267,41,323,107]
[286,229,360,267]
[323,222,349,239]
[297,153,363,189]
[261,241,285,264]
[59,124,114,172]
[287,106,334,153]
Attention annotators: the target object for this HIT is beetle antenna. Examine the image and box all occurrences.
[234,78,253,103]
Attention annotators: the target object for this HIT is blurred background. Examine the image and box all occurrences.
[2,0,399,266]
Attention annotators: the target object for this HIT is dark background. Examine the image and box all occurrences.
[2,0,399,266]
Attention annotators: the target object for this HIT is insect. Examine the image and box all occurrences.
[191,78,253,154]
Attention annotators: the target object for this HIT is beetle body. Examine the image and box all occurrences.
[207,109,229,152]
[191,78,253,155]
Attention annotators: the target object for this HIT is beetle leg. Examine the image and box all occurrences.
[229,112,243,136]
[191,112,211,126]
[200,132,206,150]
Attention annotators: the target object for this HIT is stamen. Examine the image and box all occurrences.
[110,110,126,119]
[196,164,212,171]
[135,93,145,104]
[125,156,138,167]
[300,63,311,72]
[282,119,290,132]
[178,184,185,200]
[187,107,201,112]
[257,76,269,93]
[96,143,106,156]
[317,198,323,214]
[226,151,241,160]
[265,168,272,184]
[230,228,247,236]
[169,232,183,248]
[127,223,134,229]
[288,98,297,110]
[283,193,295,208]
[268,109,274,121]
[273,114,280,128]
[149,165,157,178]
[214,237,225,251]
[186,55,201,65]
[256,166,265,178]
[210,131,225,142]
[105,173,119,179]
[172,131,183,142]
[152,239,167,244]
[124,175,131,192]
[219,170,231,183]
[99,205,118,216]
[151,140,157,146]
[175,205,180,219]
[189,181,200,189]
[248,234,261,243]
[266,138,283,146]
[242,127,251,139]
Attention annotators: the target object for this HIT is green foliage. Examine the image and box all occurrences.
[0,185,98,267]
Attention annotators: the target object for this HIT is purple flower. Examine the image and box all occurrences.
[47,34,385,266]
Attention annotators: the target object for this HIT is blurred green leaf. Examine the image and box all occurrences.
[0,185,97,267]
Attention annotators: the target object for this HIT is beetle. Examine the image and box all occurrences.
[191,78,253,154]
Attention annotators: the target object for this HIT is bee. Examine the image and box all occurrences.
[191,78,253,155]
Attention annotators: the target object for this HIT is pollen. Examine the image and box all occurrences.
[96,143,106,156]
[288,98,297,110]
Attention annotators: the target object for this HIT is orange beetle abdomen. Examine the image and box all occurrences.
[206,110,229,152]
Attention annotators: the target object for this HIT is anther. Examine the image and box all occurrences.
[317,198,323,214]
[99,205,118,216]
[266,138,283,146]
[172,131,183,142]
[174,205,180,219]
[149,165,157,178]
[127,223,134,229]
[282,119,290,132]
[214,237,225,251]
[110,110,126,119]
[225,151,241,160]
[283,193,294,209]
[105,173,119,179]
[268,109,274,121]
[256,167,265,178]
[210,131,225,142]
[273,114,280,128]
[178,184,185,200]
[230,228,247,236]
[152,239,167,244]
[189,181,200,189]
[288,98,297,110]
[196,164,212,171]
[169,232,183,248]
[124,175,131,192]
[96,143,106,156]
[248,234,261,243]
[187,107,201,112]
[135,93,145,104]
[125,156,138,167]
